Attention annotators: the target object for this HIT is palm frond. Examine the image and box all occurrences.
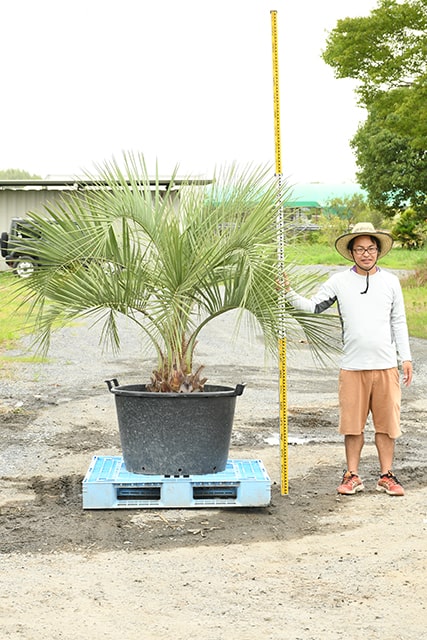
[15,152,339,387]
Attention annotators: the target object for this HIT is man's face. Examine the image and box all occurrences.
[350,235,379,269]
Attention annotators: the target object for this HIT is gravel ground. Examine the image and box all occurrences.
[1,303,426,639]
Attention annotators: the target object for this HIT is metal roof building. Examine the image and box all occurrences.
[0,177,211,271]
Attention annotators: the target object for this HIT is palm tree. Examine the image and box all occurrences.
[17,152,338,392]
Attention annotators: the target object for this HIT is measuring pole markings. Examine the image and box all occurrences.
[270,9,289,495]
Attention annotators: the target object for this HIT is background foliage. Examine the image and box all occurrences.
[323,0,427,234]
[0,168,42,180]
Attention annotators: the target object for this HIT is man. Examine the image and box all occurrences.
[285,222,413,496]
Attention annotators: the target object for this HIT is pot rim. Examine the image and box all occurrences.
[105,380,245,398]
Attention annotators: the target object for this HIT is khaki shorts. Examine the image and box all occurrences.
[338,368,401,438]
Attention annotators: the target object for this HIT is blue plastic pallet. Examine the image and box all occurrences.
[82,456,271,509]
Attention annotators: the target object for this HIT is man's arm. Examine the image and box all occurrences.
[284,274,337,314]
[391,279,413,386]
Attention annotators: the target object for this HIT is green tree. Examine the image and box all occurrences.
[322,0,427,223]
[392,208,427,249]
[372,76,427,150]
[324,193,370,222]
[0,168,42,180]
[322,0,427,106]
[351,105,427,217]
[317,193,384,245]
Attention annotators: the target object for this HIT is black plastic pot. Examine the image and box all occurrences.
[106,380,245,476]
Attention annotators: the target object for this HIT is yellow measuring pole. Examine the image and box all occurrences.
[270,9,288,495]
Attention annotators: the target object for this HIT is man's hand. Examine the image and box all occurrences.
[277,272,291,293]
[402,360,413,387]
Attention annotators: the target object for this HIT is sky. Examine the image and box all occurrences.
[1,0,380,184]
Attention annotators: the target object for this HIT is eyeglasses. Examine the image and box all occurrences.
[352,246,378,256]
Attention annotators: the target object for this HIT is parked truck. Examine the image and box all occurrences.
[1,217,42,278]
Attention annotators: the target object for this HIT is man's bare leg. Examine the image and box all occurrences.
[375,433,395,474]
[345,433,364,474]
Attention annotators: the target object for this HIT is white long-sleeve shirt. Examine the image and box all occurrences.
[287,267,412,370]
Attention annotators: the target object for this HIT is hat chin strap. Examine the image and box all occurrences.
[354,258,378,294]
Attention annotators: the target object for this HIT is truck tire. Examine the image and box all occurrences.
[1,232,8,258]
[14,256,36,278]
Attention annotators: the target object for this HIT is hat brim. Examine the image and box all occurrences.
[335,231,393,261]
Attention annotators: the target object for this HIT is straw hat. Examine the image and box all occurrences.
[335,222,393,261]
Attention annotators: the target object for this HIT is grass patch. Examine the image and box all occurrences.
[403,288,427,338]
[400,269,427,339]
[0,354,48,363]
[288,243,427,270]
[0,273,49,364]
[0,273,33,346]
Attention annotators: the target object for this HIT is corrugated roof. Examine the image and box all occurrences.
[0,177,212,191]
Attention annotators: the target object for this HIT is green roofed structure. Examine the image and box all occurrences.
[284,200,321,208]
[285,182,366,209]
[283,182,367,233]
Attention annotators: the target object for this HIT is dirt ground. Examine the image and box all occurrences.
[0,311,426,639]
